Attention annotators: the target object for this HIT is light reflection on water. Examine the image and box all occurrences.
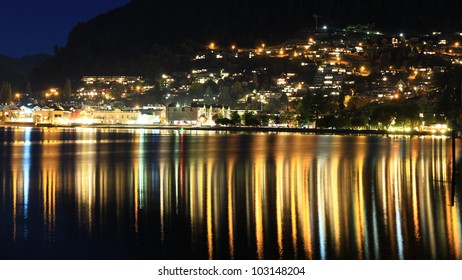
[0,127,461,259]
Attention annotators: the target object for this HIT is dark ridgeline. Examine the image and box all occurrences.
[0,54,50,85]
[29,0,462,89]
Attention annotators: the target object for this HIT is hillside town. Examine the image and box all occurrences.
[1,25,462,134]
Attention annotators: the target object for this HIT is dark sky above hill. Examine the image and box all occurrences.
[0,0,130,58]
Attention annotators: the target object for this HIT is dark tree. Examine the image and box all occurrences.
[204,86,215,105]
[0,81,13,103]
[189,83,204,100]
[62,78,72,102]
[243,111,260,126]
[230,111,241,125]
[230,81,246,102]
[433,66,462,129]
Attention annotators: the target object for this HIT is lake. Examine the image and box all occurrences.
[0,127,461,259]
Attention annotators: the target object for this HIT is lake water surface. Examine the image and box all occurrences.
[0,127,461,259]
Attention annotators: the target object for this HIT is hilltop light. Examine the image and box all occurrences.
[209,42,215,49]
[231,45,236,50]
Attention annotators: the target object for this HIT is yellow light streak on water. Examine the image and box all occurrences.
[450,204,461,259]
[227,158,235,259]
[330,156,341,257]
[276,155,284,258]
[13,172,17,241]
[412,140,421,241]
[159,162,165,246]
[290,162,298,258]
[357,152,366,259]
[300,161,313,259]
[255,160,265,260]
[207,159,214,259]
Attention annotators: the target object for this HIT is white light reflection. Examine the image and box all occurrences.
[23,127,31,239]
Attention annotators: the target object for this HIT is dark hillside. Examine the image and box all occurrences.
[29,0,462,89]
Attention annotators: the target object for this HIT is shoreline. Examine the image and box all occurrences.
[0,122,452,137]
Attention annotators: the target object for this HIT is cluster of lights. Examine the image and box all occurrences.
[45,88,59,99]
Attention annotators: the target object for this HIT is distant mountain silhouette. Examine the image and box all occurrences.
[0,54,51,84]
[29,0,462,89]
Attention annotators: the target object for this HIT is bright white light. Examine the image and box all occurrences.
[322,25,327,30]
[75,117,94,125]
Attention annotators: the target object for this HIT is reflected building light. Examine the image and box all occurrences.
[159,161,166,246]
[74,138,96,233]
[449,205,462,259]
[275,154,285,258]
[227,157,236,259]
[212,161,226,256]
[249,135,269,258]
[5,130,454,259]
[291,185,298,258]
[179,133,185,201]
[41,169,57,245]
[134,165,139,234]
[329,156,341,258]
[23,127,31,239]
[290,158,305,258]
[422,156,437,259]
[133,133,146,234]
[371,179,381,259]
[207,159,214,260]
[299,163,313,259]
[392,159,405,260]
[189,159,206,253]
[173,133,181,213]
[317,158,327,260]
[380,157,388,229]
[355,155,367,259]
[254,160,265,260]
[412,140,421,241]
[13,171,17,241]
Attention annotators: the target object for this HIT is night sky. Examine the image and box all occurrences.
[0,0,131,58]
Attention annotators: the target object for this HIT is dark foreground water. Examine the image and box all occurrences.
[0,127,461,260]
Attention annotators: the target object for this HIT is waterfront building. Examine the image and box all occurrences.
[91,108,140,125]
[166,103,231,125]
[0,105,33,124]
